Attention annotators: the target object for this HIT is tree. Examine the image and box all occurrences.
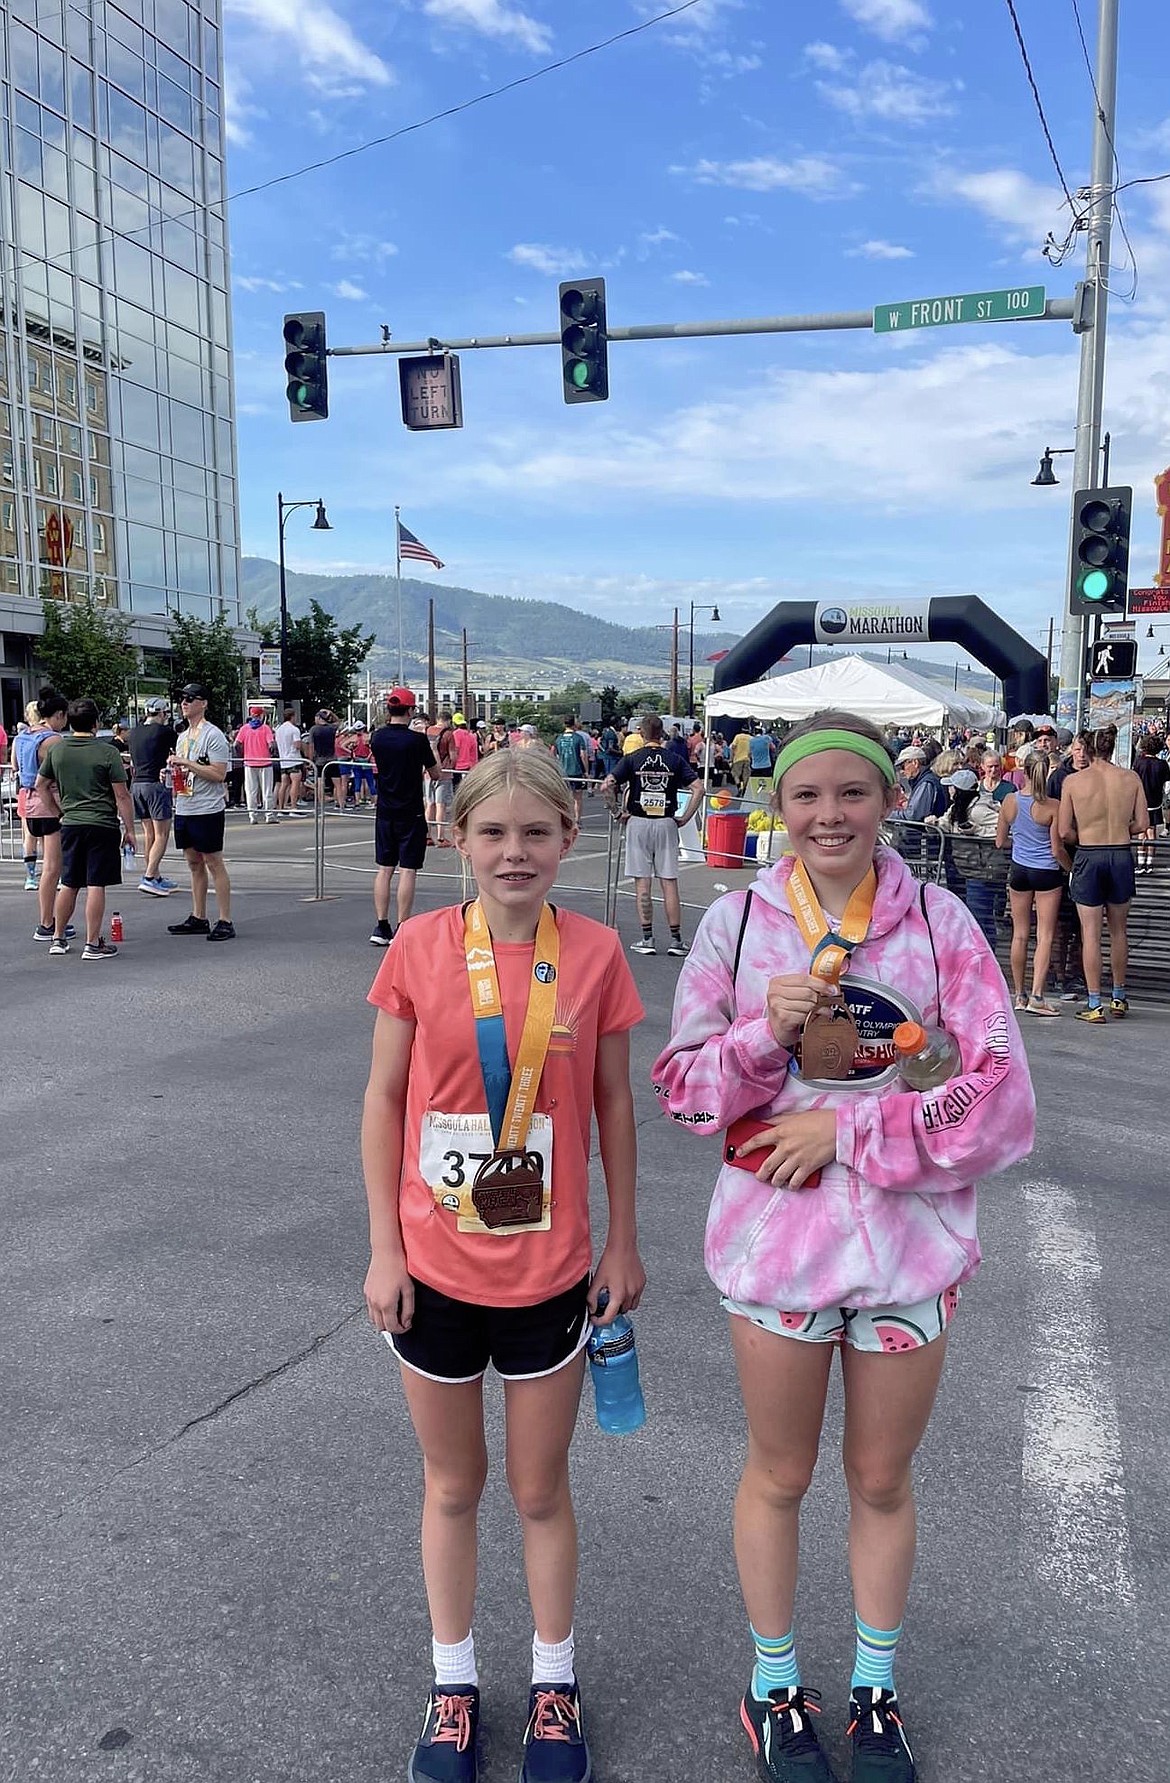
[623,689,666,715]
[169,612,249,729]
[36,597,135,720]
[285,600,375,715]
[245,602,278,648]
[599,684,621,725]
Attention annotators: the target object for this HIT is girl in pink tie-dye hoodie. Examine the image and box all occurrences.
[652,709,1035,1783]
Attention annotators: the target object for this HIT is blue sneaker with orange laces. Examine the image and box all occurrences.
[408,1684,479,1783]
[520,1680,591,1783]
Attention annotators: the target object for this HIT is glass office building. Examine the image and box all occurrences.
[0,0,239,727]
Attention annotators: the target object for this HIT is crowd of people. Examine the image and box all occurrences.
[885,717,1159,1022]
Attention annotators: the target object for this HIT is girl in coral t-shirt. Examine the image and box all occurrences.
[362,748,644,1783]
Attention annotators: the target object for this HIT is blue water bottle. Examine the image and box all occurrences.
[587,1290,646,1435]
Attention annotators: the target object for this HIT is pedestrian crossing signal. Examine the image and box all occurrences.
[1069,485,1131,614]
[283,311,328,422]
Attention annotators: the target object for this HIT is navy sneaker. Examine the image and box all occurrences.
[847,1688,914,1783]
[739,1684,838,1782]
[520,1680,591,1783]
[408,1685,479,1783]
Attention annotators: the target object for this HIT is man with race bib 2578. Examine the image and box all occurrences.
[602,713,704,959]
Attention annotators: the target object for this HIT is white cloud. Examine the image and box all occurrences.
[817,60,956,125]
[423,0,552,55]
[507,242,586,276]
[928,166,1067,250]
[673,155,858,198]
[671,269,710,285]
[224,0,393,89]
[846,238,915,258]
[639,227,681,249]
[447,331,1170,512]
[332,279,369,300]
[331,233,399,264]
[236,274,302,292]
[223,65,263,147]
[839,0,933,44]
[803,41,851,72]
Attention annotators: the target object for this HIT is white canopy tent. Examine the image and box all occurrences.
[705,654,997,730]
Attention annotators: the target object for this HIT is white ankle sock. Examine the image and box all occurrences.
[432,1631,477,1688]
[532,1629,575,1686]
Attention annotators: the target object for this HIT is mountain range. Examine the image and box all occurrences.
[240,558,994,697]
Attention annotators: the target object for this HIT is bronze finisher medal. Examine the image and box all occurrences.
[799,1001,861,1081]
[471,1149,545,1230]
[786,861,877,1083]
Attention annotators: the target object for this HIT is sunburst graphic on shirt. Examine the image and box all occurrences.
[547,996,581,1055]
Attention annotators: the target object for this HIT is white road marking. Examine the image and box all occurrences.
[1019,1178,1135,1605]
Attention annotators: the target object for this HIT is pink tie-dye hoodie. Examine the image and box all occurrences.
[651,845,1036,1310]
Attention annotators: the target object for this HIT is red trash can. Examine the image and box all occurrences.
[705,812,749,869]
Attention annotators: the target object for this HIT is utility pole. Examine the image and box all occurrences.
[670,607,679,715]
[427,598,437,718]
[1057,0,1119,728]
[461,627,470,722]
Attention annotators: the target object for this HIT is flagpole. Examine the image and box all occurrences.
[395,504,404,682]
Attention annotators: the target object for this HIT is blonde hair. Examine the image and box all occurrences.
[933,748,959,777]
[1023,751,1051,801]
[24,700,40,725]
[452,748,578,835]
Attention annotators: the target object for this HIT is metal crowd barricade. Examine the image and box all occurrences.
[1,769,20,861]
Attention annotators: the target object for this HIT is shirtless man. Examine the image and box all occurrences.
[1059,724,1146,1022]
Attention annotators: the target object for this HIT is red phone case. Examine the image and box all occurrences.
[724,1116,821,1188]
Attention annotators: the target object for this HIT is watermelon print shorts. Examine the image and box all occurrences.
[722,1282,960,1353]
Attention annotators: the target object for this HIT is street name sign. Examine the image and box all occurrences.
[873,286,1046,334]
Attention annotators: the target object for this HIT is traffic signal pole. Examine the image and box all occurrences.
[328,299,1074,364]
[1057,0,1119,730]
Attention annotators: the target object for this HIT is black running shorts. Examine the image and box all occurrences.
[374,810,428,871]
[1069,845,1135,907]
[388,1273,591,1383]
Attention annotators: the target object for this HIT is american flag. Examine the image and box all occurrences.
[397,520,444,570]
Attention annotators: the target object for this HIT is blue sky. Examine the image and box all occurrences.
[222,0,1170,674]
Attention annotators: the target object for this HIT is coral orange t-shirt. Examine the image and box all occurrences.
[367,905,644,1307]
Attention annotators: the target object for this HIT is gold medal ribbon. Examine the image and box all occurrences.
[463,899,560,1154]
[785,860,877,985]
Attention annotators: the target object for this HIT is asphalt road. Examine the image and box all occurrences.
[2,807,1167,1782]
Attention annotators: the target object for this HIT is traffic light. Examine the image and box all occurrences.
[558,278,608,403]
[283,311,328,422]
[1069,485,1131,614]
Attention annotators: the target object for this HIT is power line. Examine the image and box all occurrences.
[1002,0,1077,210]
[227,0,707,207]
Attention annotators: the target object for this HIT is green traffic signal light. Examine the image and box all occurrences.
[1068,484,1131,616]
[282,311,328,422]
[559,278,608,404]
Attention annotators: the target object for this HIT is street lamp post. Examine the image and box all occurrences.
[1031,432,1111,488]
[687,601,721,719]
[277,493,332,704]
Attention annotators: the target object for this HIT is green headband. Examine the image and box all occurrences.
[773,729,896,788]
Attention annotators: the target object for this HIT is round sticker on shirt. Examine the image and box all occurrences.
[792,975,925,1092]
[534,961,557,984]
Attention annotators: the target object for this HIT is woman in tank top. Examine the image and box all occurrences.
[996,751,1071,1016]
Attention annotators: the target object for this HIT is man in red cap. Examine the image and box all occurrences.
[234,703,278,824]
[367,688,441,945]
